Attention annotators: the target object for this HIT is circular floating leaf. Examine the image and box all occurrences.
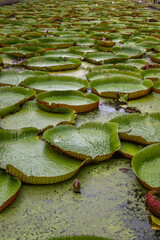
[0,69,47,87]
[0,86,36,117]
[21,75,89,93]
[132,143,160,189]
[24,56,81,71]
[43,122,120,162]
[85,52,129,64]
[44,49,83,60]
[0,169,21,212]
[0,46,45,58]
[112,45,146,58]
[151,53,160,63]
[90,76,152,99]
[0,101,76,131]
[118,141,143,159]
[142,69,160,82]
[110,113,160,145]
[0,129,83,184]
[153,81,160,94]
[87,70,141,81]
[37,90,100,113]
[126,92,160,113]
[123,59,147,69]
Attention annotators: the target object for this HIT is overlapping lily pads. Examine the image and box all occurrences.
[110,113,160,145]
[24,56,81,71]
[37,90,100,113]
[0,169,21,212]
[0,128,83,184]
[0,101,76,131]
[132,143,160,189]
[90,76,152,99]
[43,122,121,162]
[21,75,89,92]
[0,86,36,117]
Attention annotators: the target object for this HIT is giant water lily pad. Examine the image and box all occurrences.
[85,52,129,64]
[110,113,160,145]
[153,81,160,93]
[118,141,143,159]
[151,53,160,63]
[37,37,75,48]
[21,75,89,93]
[123,59,147,69]
[0,46,45,58]
[37,90,100,113]
[90,76,152,99]
[0,169,21,212]
[0,128,83,184]
[142,69,160,81]
[24,56,81,71]
[132,143,160,189]
[126,92,160,113]
[0,101,75,131]
[112,45,146,58]
[44,49,83,60]
[87,70,141,81]
[43,122,120,162]
[0,86,36,117]
[0,70,47,86]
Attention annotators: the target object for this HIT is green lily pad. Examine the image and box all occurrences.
[90,76,152,99]
[126,92,160,113]
[0,128,83,184]
[85,52,129,64]
[153,45,160,53]
[91,63,142,74]
[0,46,45,58]
[142,69,160,81]
[0,69,47,86]
[76,38,95,47]
[151,53,160,63]
[118,141,143,159]
[0,169,21,212]
[21,75,89,93]
[123,59,147,69]
[110,113,160,145]
[24,56,81,71]
[0,101,76,131]
[87,70,141,81]
[43,122,120,162]
[132,143,160,189]
[37,90,100,113]
[44,49,83,60]
[38,37,75,48]
[112,45,146,58]
[153,81,160,93]
[0,86,36,117]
